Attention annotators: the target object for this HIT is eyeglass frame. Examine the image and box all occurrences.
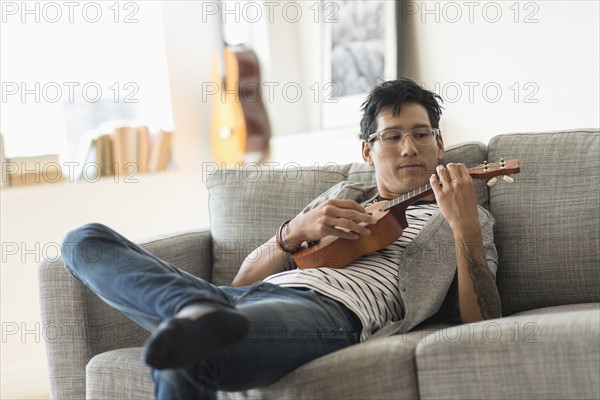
[366,127,441,147]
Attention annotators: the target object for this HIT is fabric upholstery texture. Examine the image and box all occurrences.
[87,348,154,400]
[416,303,600,400]
[488,130,600,315]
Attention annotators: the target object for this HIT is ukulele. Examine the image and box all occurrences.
[210,3,271,166]
[292,159,520,269]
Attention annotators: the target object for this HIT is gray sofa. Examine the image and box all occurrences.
[39,129,600,399]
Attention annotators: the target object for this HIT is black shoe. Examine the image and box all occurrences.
[143,305,250,369]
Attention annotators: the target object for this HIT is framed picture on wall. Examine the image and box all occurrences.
[321,0,397,130]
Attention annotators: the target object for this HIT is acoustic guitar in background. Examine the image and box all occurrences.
[210,3,271,167]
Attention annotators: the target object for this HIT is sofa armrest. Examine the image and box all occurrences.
[38,229,213,400]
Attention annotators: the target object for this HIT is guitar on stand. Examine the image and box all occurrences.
[210,2,271,166]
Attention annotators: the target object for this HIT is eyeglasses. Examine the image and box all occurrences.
[367,127,440,148]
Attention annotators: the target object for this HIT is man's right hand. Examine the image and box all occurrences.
[285,199,377,248]
[232,199,377,286]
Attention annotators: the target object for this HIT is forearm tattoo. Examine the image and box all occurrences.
[464,244,502,319]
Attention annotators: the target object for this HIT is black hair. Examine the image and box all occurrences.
[359,78,444,141]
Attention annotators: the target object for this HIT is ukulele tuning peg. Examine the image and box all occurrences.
[503,175,514,183]
[487,177,498,187]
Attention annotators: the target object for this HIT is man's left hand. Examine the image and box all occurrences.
[430,163,480,236]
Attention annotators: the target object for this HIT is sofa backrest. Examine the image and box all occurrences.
[488,129,600,315]
[206,141,488,285]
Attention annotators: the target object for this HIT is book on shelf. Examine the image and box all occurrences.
[110,125,137,176]
[97,134,114,176]
[1,132,66,187]
[72,125,173,181]
[148,129,173,172]
[5,153,65,187]
[0,125,172,187]
[137,126,151,173]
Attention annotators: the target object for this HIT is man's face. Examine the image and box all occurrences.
[362,103,444,199]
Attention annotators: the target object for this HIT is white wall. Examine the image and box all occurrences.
[400,0,600,145]
[161,1,219,172]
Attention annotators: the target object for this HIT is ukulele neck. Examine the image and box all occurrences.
[376,158,519,213]
[379,183,434,212]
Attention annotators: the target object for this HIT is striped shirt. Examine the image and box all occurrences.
[263,201,440,341]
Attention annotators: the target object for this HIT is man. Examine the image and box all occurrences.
[62,79,501,399]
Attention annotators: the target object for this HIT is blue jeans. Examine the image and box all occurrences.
[61,223,362,400]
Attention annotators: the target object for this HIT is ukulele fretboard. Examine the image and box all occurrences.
[380,183,433,211]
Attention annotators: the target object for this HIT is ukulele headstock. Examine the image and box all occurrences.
[469,158,520,187]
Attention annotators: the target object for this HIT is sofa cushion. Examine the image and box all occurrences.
[223,327,450,400]
[415,303,600,400]
[86,325,451,400]
[487,129,600,315]
[206,141,488,286]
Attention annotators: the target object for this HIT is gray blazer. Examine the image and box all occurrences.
[293,181,499,339]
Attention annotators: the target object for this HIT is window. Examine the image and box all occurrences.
[0,1,173,160]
